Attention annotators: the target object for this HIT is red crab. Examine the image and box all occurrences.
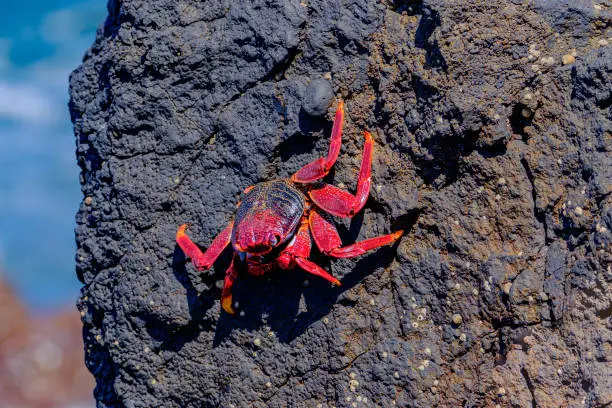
[176,101,403,314]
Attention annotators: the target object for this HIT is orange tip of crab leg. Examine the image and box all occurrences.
[177,223,189,238]
[221,295,236,315]
[221,255,239,315]
[176,223,207,265]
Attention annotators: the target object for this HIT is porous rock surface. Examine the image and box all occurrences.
[69,0,611,406]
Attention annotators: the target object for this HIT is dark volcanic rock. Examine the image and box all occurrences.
[70,0,611,407]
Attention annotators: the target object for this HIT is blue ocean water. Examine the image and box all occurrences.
[0,1,106,310]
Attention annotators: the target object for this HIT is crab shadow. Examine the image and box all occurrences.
[209,209,418,346]
[156,210,419,351]
[210,245,400,347]
[142,248,231,352]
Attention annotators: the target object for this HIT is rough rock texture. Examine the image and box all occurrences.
[69,0,611,407]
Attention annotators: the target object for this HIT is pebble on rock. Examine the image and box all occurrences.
[302,78,334,116]
[452,314,463,325]
[562,54,575,65]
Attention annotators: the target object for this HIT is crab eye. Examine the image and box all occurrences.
[270,234,281,246]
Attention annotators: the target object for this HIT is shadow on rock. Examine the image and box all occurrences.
[142,247,225,352]
[161,211,418,349]
[211,211,417,346]
[211,244,401,347]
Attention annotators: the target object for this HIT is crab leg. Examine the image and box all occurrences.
[176,222,233,270]
[309,208,403,258]
[295,258,342,286]
[308,131,373,218]
[278,220,311,260]
[277,220,341,286]
[291,101,344,183]
[221,254,240,315]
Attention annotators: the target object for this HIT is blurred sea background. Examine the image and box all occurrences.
[1,0,105,309]
[0,1,106,406]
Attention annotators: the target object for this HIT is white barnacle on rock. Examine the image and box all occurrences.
[562,54,575,65]
[540,56,555,65]
[451,314,463,325]
[484,280,491,291]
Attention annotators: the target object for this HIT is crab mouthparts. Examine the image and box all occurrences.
[239,244,273,256]
[234,233,282,255]
[233,232,282,256]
